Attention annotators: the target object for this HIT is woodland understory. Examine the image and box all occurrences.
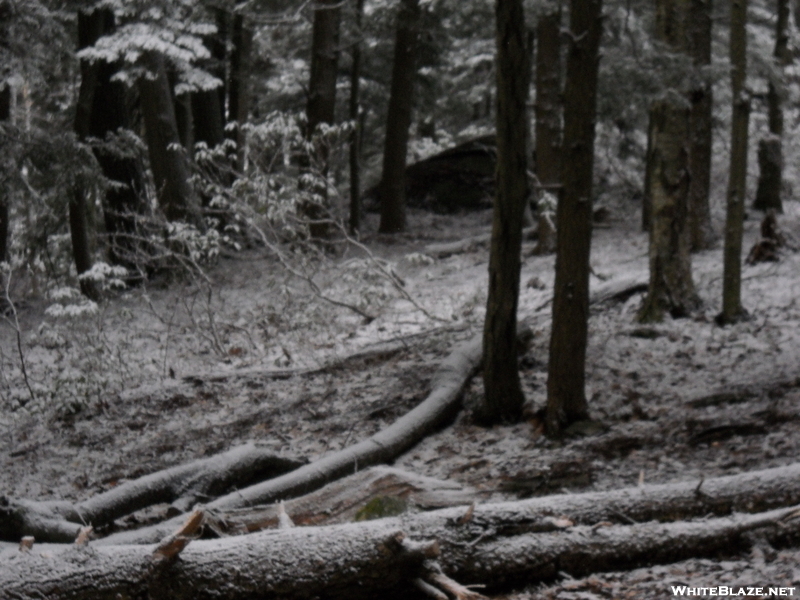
[1,199,800,599]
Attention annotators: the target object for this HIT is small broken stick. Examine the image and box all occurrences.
[152,509,204,564]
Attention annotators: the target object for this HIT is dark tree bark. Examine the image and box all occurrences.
[637,0,698,323]
[378,0,421,234]
[754,0,789,213]
[213,8,229,126]
[533,3,562,255]
[349,0,365,236]
[75,7,149,269]
[0,83,10,264]
[174,93,194,152]
[303,0,342,238]
[228,9,253,172]
[477,0,531,425]
[688,0,715,250]
[642,111,655,232]
[720,0,750,324]
[545,0,603,435]
[139,51,201,225]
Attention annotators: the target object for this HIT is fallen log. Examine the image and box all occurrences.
[0,444,303,543]
[2,499,798,600]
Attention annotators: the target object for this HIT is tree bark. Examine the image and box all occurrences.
[642,111,655,231]
[4,464,800,599]
[754,0,789,214]
[688,0,715,250]
[0,82,10,264]
[139,51,201,225]
[378,0,421,234]
[228,9,253,173]
[68,183,98,300]
[76,7,149,269]
[478,0,531,425]
[349,0,365,236]
[546,0,603,435]
[533,3,562,255]
[637,0,698,323]
[720,0,750,324]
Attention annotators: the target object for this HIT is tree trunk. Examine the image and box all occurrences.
[637,0,698,323]
[720,0,750,324]
[688,0,715,250]
[139,51,201,225]
[545,0,603,435]
[68,183,98,300]
[4,464,800,600]
[378,0,421,234]
[642,111,655,231]
[228,9,252,173]
[302,0,342,239]
[533,3,562,255]
[76,7,149,269]
[754,0,789,214]
[349,0,365,236]
[478,0,531,425]
[0,82,10,264]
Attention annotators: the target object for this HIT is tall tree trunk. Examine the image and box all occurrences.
[212,8,230,127]
[303,0,342,238]
[349,0,365,236]
[533,3,562,255]
[545,0,603,435]
[378,0,421,234]
[719,0,750,323]
[139,51,201,225]
[478,0,531,425]
[228,9,252,173]
[0,83,10,265]
[642,111,655,232]
[637,0,698,323]
[754,0,788,213]
[76,7,149,269]
[688,0,715,250]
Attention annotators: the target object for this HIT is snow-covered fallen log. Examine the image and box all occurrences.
[0,444,303,543]
[2,498,798,600]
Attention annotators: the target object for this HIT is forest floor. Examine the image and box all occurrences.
[2,195,800,598]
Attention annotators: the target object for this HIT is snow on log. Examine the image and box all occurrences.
[0,444,303,543]
[2,501,798,599]
[100,327,530,545]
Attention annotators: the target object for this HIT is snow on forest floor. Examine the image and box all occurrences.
[2,196,800,596]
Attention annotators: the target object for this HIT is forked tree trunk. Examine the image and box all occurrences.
[754,0,788,214]
[349,0,365,236]
[533,3,562,255]
[637,0,698,323]
[139,51,201,225]
[0,83,10,264]
[478,0,531,425]
[688,0,715,250]
[378,0,421,234]
[720,0,750,324]
[76,7,149,269]
[545,0,603,435]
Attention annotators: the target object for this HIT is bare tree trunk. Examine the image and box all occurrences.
[754,0,788,214]
[75,8,150,269]
[0,82,10,264]
[545,0,603,435]
[688,0,715,250]
[303,0,342,238]
[349,0,365,236]
[637,0,698,323]
[719,0,750,324]
[228,9,252,173]
[139,51,201,225]
[478,0,531,425]
[533,3,562,255]
[642,111,655,232]
[378,0,421,234]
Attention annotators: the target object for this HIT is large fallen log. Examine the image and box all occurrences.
[2,497,798,600]
[0,444,303,543]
